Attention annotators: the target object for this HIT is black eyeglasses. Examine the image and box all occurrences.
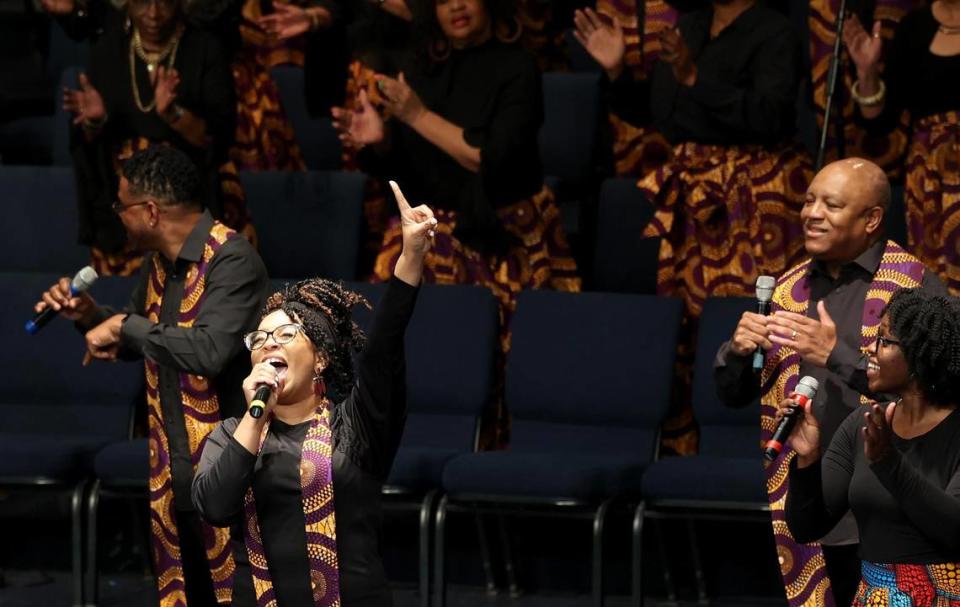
[244,323,303,351]
[112,200,152,214]
[874,334,901,354]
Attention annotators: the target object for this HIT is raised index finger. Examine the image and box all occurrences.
[389,180,413,214]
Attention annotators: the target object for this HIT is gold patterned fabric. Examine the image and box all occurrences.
[905,111,960,295]
[760,241,924,607]
[596,0,676,178]
[228,0,306,172]
[144,222,238,606]
[808,0,922,177]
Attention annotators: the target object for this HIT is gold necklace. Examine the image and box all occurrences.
[129,26,182,113]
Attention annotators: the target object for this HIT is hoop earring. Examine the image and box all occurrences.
[496,16,523,44]
[429,37,450,62]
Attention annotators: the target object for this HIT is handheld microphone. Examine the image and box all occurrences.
[249,385,272,419]
[752,275,776,372]
[26,266,99,335]
[763,376,819,462]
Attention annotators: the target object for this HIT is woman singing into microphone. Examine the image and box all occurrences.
[192,181,435,607]
[783,288,960,606]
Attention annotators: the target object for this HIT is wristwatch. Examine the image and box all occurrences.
[165,103,185,123]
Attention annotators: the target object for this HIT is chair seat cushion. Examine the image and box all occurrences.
[0,434,106,480]
[93,439,149,486]
[386,447,461,491]
[441,452,646,500]
[640,456,768,503]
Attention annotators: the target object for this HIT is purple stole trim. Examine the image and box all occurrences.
[243,401,342,607]
[760,241,924,606]
[145,222,237,606]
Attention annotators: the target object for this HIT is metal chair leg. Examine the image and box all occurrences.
[84,479,101,607]
[686,520,708,604]
[592,500,612,607]
[71,480,89,607]
[419,491,438,607]
[495,510,519,597]
[654,519,678,605]
[472,505,497,595]
[433,495,448,607]
[631,503,645,607]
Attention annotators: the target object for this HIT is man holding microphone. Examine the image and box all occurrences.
[34,146,268,606]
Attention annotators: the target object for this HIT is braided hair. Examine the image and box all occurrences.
[263,279,370,398]
[885,288,960,406]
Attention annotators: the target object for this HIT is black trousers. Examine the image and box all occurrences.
[175,509,220,607]
[822,543,861,607]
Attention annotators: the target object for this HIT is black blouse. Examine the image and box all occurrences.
[785,404,960,563]
[72,9,236,252]
[192,276,418,607]
[605,3,802,146]
[359,38,544,254]
[861,5,960,133]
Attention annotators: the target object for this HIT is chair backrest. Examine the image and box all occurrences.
[343,282,499,452]
[0,165,90,272]
[692,296,761,457]
[0,272,143,439]
[506,290,683,462]
[270,65,343,170]
[593,178,660,294]
[887,184,908,248]
[539,72,601,183]
[240,170,365,280]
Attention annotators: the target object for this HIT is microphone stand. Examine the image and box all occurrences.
[815,0,849,170]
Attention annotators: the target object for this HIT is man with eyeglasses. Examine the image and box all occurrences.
[35,146,268,606]
[712,157,946,607]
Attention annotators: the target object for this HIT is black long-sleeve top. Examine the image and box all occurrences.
[785,404,960,563]
[72,9,237,252]
[859,5,960,134]
[604,2,802,146]
[191,276,418,607]
[84,211,269,511]
[358,38,544,254]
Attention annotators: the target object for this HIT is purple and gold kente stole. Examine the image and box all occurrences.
[760,241,924,607]
[243,400,341,607]
[145,222,237,606]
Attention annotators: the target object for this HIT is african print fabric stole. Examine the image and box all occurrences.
[145,222,237,606]
[760,240,924,607]
[243,401,341,607]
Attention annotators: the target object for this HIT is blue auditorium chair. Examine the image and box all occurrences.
[593,178,660,295]
[634,296,767,605]
[0,165,90,272]
[435,290,683,607]
[240,170,365,280]
[270,65,343,170]
[0,272,142,606]
[343,281,500,607]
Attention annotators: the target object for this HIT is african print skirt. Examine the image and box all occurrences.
[905,111,960,295]
[853,561,960,607]
[638,141,811,453]
[229,56,305,172]
[372,185,581,349]
[91,138,256,276]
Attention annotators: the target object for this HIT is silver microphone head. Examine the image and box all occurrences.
[755,275,776,303]
[71,266,99,294]
[795,376,819,400]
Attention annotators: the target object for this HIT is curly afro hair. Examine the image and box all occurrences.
[885,288,960,406]
[262,279,370,398]
[121,145,202,210]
